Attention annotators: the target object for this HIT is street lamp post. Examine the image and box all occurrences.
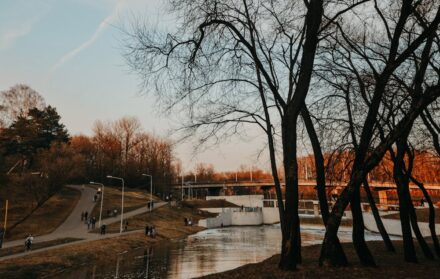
[106,175,125,234]
[142,174,153,212]
[90,182,105,228]
[181,174,184,200]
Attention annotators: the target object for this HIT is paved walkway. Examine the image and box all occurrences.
[0,185,166,261]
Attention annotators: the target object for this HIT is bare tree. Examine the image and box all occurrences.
[113,116,142,175]
[123,0,370,269]
[0,84,45,127]
[318,0,440,266]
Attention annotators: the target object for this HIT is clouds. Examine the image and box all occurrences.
[51,0,127,72]
[0,0,54,50]
[0,20,34,49]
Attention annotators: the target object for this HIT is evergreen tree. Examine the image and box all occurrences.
[0,106,69,169]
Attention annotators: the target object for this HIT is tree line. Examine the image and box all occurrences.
[124,0,440,270]
[0,84,178,229]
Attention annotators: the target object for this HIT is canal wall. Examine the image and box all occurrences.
[199,208,266,228]
[206,195,264,208]
[200,207,279,226]
[363,212,440,237]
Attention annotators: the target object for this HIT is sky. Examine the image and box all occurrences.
[0,0,268,172]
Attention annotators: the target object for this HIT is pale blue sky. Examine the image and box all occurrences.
[0,0,267,171]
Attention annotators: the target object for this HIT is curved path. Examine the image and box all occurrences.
[0,185,166,261]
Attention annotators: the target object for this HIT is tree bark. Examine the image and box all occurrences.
[301,107,348,264]
[363,180,395,252]
[393,142,418,263]
[351,186,376,266]
[408,194,434,259]
[410,175,440,257]
[279,117,301,270]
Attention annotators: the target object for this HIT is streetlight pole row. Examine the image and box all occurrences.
[142,174,153,212]
[107,175,125,234]
[90,182,105,228]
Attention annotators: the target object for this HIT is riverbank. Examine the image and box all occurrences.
[0,204,208,279]
[198,240,440,279]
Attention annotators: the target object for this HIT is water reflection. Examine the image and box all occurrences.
[58,225,398,279]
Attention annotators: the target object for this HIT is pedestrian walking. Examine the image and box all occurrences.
[24,234,34,251]
[100,224,107,235]
[85,211,89,220]
[91,217,96,229]
[87,218,91,230]
[151,226,156,238]
[0,228,5,249]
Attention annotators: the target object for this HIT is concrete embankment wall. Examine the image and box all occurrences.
[262,207,280,224]
[198,209,232,228]
[199,208,266,228]
[363,212,440,237]
[206,195,264,208]
[199,206,282,228]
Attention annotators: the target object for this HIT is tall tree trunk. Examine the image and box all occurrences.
[320,175,363,266]
[410,176,440,257]
[363,180,395,252]
[279,116,301,270]
[301,107,348,263]
[255,58,286,235]
[401,141,433,259]
[407,189,434,259]
[394,144,417,263]
[351,186,376,266]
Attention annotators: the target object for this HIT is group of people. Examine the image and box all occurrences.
[81,211,97,230]
[145,225,157,238]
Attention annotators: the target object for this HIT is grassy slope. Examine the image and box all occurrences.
[0,238,81,257]
[89,185,160,219]
[93,203,216,234]
[0,204,209,278]
[3,187,81,240]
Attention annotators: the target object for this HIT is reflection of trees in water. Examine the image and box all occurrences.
[60,226,391,279]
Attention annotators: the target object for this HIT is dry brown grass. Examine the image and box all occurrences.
[93,203,216,234]
[89,185,160,218]
[0,204,209,278]
[199,241,440,279]
[4,187,80,240]
[383,208,440,223]
[0,238,81,257]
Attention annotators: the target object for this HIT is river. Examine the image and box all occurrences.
[60,225,397,279]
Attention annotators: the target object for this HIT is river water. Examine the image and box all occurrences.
[60,225,395,279]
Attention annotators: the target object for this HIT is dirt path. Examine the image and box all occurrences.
[0,185,166,261]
